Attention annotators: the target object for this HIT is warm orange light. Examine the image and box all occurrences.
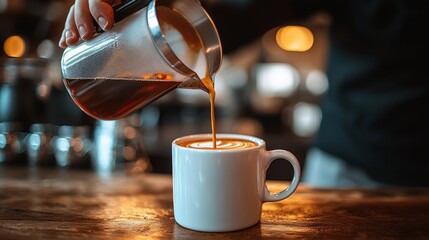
[276,26,314,52]
[4,35,26,57]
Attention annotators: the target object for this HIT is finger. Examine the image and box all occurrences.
[63,5,80,46]
[89,0,116,31]
[74,0,94,41]
[58,29,67,48]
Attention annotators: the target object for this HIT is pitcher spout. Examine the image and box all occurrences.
[178,75,211,93]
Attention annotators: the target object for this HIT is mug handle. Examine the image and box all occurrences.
[263,150,301,202]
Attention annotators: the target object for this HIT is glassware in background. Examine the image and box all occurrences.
[92,113,151,176]
[117,114,152,174]
[53,125,92,168]
[0,122,27,164]
[92,120,118,174]
[25,123,57,166]
[0,58,46,129]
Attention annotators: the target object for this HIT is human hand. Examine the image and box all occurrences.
[58,0,122,48]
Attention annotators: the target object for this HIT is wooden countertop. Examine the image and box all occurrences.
[0,166,428,239]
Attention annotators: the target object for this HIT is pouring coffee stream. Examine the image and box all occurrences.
[201,72,217,148]
[61,0,222,148]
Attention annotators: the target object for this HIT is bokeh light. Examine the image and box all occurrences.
[305,70,329,95]
[276,26,314,52]
[4,35,26,57]
[255,63,300,97]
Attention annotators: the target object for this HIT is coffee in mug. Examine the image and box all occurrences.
[176,137,257,150]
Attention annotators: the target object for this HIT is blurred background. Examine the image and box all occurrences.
[0,0,330,180]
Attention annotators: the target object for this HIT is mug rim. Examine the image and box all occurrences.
[172,133,265,152]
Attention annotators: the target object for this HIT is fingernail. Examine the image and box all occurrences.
[78,25,88,38]
[98,16,109,30]
[65,30,73,40]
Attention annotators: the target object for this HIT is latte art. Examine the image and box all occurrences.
[179,138,257,150]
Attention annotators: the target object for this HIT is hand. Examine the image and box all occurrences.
[58,0,122,48]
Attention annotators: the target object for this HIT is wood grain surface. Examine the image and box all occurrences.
[0,166,428,239]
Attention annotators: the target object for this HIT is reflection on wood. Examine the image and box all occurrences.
[0,166,428,239]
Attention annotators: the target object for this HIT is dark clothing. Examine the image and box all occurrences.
[206,0,429,187]
[315,1,429,187]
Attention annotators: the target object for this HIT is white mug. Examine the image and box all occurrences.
[172,133,301,232]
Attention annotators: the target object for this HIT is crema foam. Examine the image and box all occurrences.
[178,138,257,150]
